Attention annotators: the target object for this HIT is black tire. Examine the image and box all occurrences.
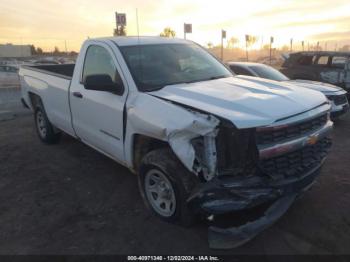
[138,148,198,226]
[34,104,61,144]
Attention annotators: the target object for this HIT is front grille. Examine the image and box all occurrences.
[256,113,328,146]
[259,137,331,179]
[329,94,348,106]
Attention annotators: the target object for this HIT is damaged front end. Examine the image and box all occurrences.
[187,110,333,249]
[129,94,332,249]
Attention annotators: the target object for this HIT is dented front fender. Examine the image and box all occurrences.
[125,93,219,173]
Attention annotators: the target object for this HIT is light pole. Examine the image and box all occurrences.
[269,36,273,65]
[245,35,249,62]
[221,30,226,61]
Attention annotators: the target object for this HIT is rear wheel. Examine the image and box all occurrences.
[34,104,61,144]
[139,148,198,226]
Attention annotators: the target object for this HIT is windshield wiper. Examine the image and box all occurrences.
[208,74,230,80]
[183,75,230,84]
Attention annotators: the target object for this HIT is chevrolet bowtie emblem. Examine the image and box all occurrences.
[307,135,318,145]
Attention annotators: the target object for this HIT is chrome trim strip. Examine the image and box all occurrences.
[258,120,333,160]
[268,103,331,127]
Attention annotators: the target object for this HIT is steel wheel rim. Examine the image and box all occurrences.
[144,169,176,217]
[36,111,47,138]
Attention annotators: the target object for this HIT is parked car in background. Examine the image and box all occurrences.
[0,65,18,73]
[20,36,333,249]
[279,51,350,94]
[34,59,61,65]
[227,62,349,118]
[0,65,19,87]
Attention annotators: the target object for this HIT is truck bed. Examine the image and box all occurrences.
[21,64,75,79]
[19,63,75,136]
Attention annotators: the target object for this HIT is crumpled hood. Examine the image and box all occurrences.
[285,79,344,93]
[150,76,327,129]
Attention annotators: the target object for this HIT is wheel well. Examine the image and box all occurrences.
[133,134,170,172]
[28,92,42,108]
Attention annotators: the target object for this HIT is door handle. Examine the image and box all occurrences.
[73,92,83,98]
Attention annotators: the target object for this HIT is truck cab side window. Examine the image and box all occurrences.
[331,56,348,69]
[297,55,314,66]
[315,56,329,66]
[82,45,122,87]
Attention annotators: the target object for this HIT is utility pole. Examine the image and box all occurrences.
[221,30,226,61]
[184,23,186,40]
[20,37,23,57]
[325,42,327,51]
[302,41,304,51]
[290,38,293,52]
[245,35,249,62]
[136,9,139,37]
[269,36,273,65]
[316,41,319,51]
[307,41,310,51]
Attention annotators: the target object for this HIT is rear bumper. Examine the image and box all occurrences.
[188,151,328,249]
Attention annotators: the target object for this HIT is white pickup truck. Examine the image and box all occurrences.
[20,37,333,249]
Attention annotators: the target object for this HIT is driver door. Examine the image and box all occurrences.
[70,43,127,163]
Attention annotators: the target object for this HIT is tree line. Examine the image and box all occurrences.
[29,45,78,56]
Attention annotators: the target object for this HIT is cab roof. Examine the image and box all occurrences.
[91,36,190,47]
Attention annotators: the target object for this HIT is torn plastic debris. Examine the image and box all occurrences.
[167,114,219,172]
[188,160,323,214]
[208,193,297,249]
[187,161,323,249]
[187,175,281,215]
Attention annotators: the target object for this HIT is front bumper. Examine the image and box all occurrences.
[188,161,325,249]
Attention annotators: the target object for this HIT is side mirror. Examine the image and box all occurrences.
[84,74,124,95]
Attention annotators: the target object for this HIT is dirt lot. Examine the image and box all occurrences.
[0,89,350,255]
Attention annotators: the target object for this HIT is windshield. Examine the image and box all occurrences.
[249,65,289,81]
[120,43,232,91]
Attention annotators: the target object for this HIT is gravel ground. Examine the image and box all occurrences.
[0,87,350,255]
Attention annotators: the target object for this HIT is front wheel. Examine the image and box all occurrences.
[34,104,61,144]
[139,148,198,226]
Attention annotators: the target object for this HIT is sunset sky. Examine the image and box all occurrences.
[1,0,350,51]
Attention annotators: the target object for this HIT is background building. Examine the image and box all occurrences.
[0,44,32,58]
